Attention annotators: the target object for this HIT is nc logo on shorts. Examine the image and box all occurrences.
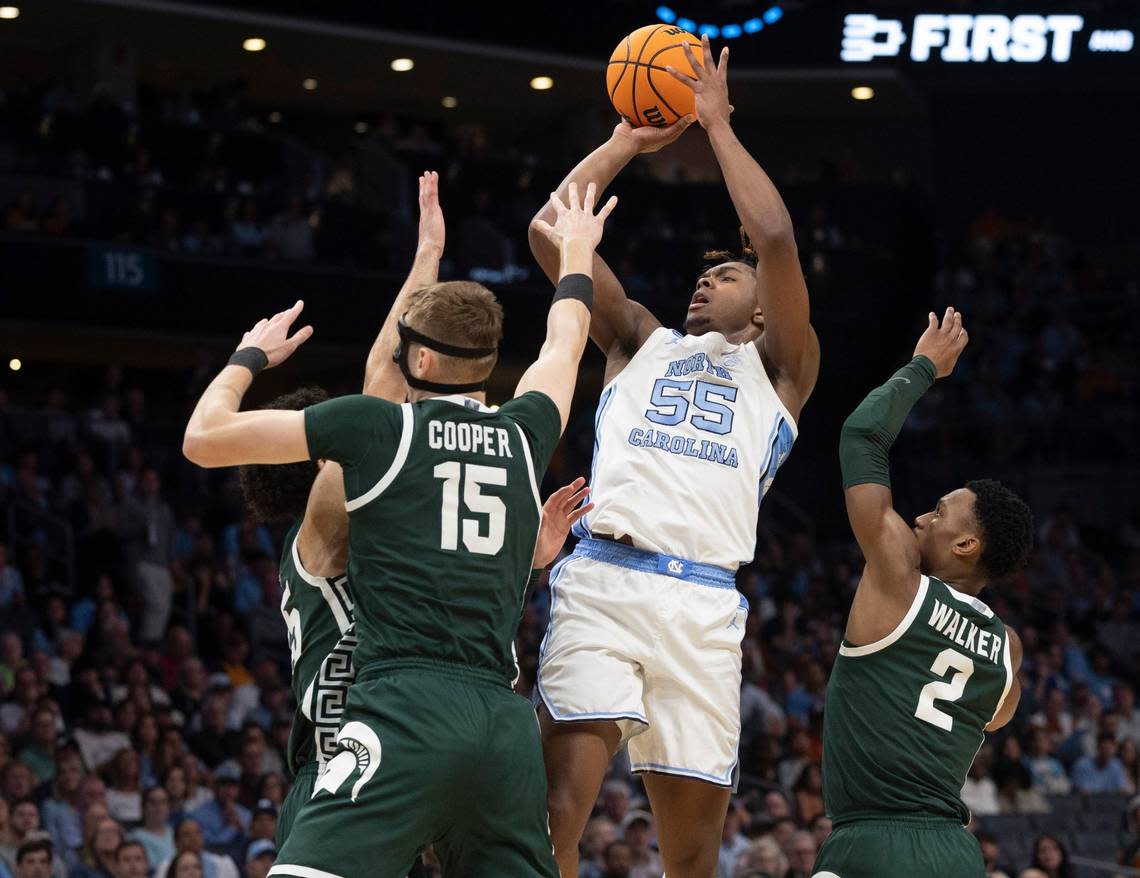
[658,557,687,578]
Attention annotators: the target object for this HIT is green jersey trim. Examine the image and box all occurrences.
[513,424,543,516]
[839,575,929,658]
[344,403,414,512]
[990,633,1015,725]
[289,536,352,634]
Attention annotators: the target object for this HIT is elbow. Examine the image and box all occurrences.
[182,430,216,468]
[750,224,797,256]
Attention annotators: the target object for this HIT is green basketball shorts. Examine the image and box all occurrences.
[812,814,984,878]
[270,661,557,878]
[277,759,319,847]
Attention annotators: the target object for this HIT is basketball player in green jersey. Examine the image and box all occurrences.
[234,173,596,847]
[812,308,1034,878]
[241,387,593,847]
[183,181,616,877]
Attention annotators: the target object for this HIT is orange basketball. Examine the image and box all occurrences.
[607,24,704,128]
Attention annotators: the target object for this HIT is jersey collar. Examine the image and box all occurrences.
[432,394,497,413]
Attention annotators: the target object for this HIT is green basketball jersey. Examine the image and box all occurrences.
[822,575,1013,824]
[279,520,357,774]
[303,391,561,683]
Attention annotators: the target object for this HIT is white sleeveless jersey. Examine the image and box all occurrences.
[572,327,797,569]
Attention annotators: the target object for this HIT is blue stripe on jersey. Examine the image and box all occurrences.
[757,418,796,503]
[572,384,617,540]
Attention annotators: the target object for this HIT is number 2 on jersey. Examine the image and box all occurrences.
[915,648,975,732]
[433,461,506,555]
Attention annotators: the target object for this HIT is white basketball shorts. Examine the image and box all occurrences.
[536,537,747,787]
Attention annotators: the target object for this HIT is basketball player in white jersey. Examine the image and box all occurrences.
[528,36,820,878]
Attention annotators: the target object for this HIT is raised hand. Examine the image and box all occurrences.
[531,181,619,252]
[237,300,313,368]
[417,170,445,254]
[612,115,694,154]
[914,307,969,378]
[665,33,733,131]
[533,477,594,569]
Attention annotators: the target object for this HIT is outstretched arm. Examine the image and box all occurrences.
[517,182,618,431]
[669,37,818,411]
[363,171,446,400]
[986,627,1023,731]
[528,120,690,363]
[841,310,969,599]
[183,302,314,468]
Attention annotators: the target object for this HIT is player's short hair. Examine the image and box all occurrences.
[966,479,1034,580]
[404,281,503,383]
[16,839,53,864]
[238,386,329,523]
[703,226,759,270]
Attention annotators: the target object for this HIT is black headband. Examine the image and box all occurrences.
[393,316,498,394]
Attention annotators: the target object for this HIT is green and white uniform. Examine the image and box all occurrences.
[813,575,1014,878]
[271,391,561,878]
[276,520,356,845]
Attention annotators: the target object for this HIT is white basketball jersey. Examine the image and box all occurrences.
[572,327,797,569]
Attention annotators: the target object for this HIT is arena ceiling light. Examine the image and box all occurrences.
[354,121,369,134]
[851,85,875,101]
[441,96,458,109]
[243,37,266,52]
[302,78,318,91]
[390,58,415,72]
[8,358,21,371]
[530,76,554,91]
[268,111,282,123]
[0,7,20,19]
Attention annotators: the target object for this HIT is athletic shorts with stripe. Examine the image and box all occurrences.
[536,538,748,787]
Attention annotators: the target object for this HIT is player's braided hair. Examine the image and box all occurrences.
[238,386,329,523]
[966,479,1034,580]
[703,225,758,269]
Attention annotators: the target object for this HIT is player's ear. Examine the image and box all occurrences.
[413,345,432,378]
[953,532,981,564]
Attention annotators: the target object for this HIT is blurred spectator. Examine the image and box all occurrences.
[70,817,121,878]
[782,830,816,878]
[128,787,173,869]
[243,841,275,878]
[1025,729,1071,796]
[102,750,142,826]
[0,545,25,611]
[41,750,87,868]
[734,836,787,878]
[792,765,824,825]
[600,841,632,878]
[156,820,236,878]
[17,708,59,783]
[717,802,751,878]
[1028,834,1072,878]
[112,841,146,878]
[1071,732,1134,794]
[620,811,660,878]
[579,817,617,878]
[187,766,247,851]
[14,840,54,878]
[117,470,174,645]
[961,747,1001,817]
[266,198,313,263]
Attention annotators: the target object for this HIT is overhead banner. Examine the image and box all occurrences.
[841,12,1135,64]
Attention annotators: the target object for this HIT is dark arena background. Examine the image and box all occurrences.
[1,1,1139,877]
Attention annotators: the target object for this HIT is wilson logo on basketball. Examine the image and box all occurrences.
[644,106,666,126]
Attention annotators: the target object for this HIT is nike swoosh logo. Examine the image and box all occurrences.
[891,376,911,384]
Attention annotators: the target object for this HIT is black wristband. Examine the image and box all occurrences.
[228,347,269,376]
[552,273,593,312]
[527,568,545,589]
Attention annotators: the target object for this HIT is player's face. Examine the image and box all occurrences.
[683,262,761,337]
[913,488,979,573]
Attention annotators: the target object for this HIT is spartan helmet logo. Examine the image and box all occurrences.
[312,721,381,803]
